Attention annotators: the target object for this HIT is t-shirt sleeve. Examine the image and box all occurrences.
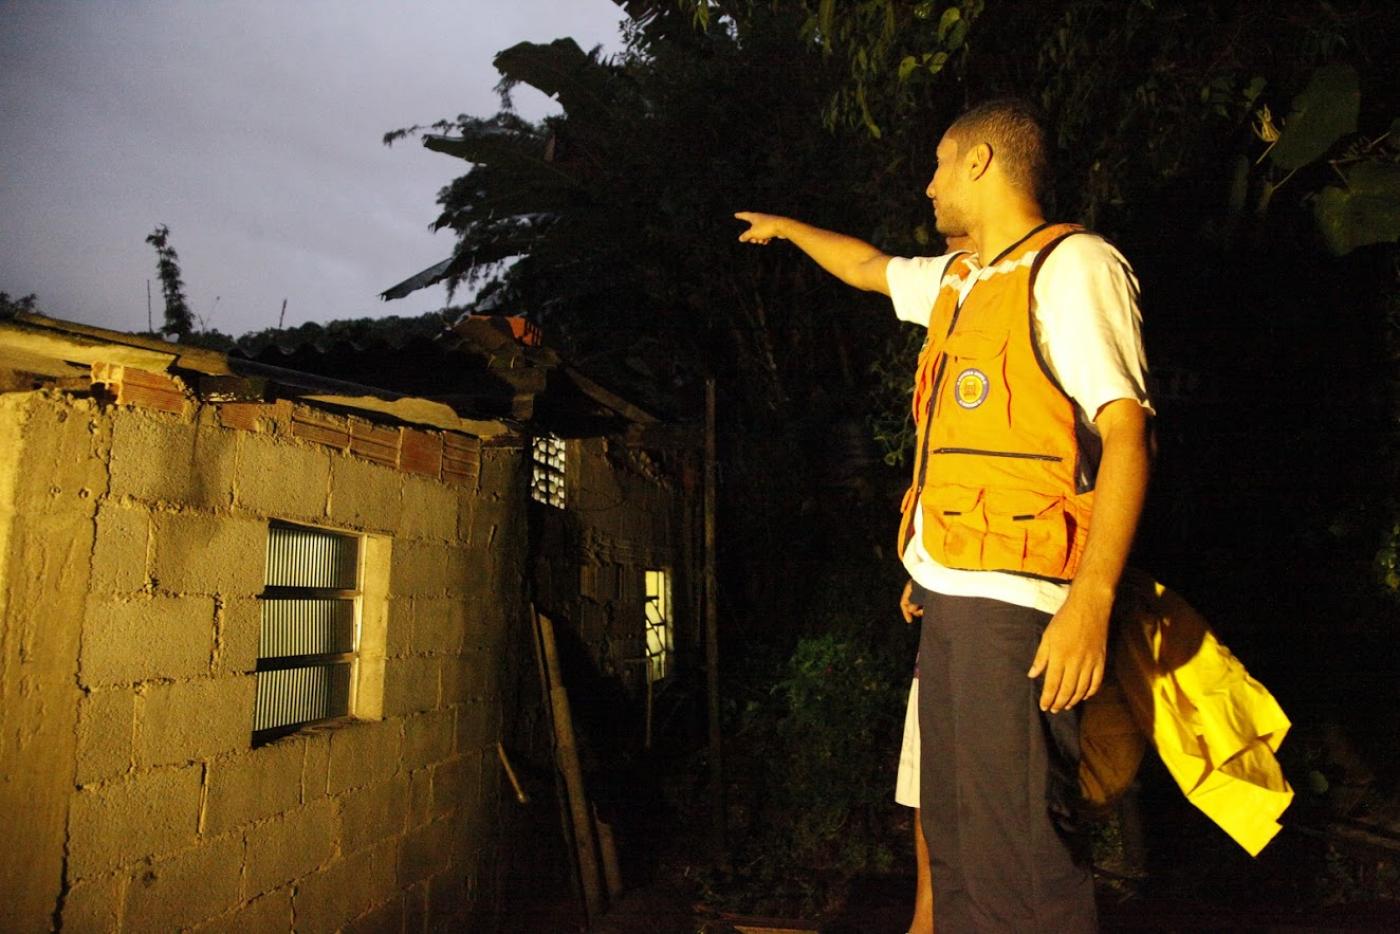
[1032,234,1154,421]
[886,254,958,327]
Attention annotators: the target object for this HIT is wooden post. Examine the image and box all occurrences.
[704,377,726,858]
[535,608,605,922]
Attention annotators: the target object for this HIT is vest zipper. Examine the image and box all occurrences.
[930,447,1063,462]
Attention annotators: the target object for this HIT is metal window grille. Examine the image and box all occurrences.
[530,434,566,508]
[253,522,360,744]
[643,568,673,682]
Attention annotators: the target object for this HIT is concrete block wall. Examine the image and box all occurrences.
[0,389,531,932]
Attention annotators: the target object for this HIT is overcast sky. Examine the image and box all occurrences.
[0,0,625,337]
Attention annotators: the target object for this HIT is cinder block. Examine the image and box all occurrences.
[80,595,214,687]
[454,700,497,757]
[430,755,479,820]
[402,883,428,934]
[76,688,135,786]
[326,719,400,795]
[243,799,336,898]
[234,433,331,520]
[110,412,236,509]
[302,730,331,803]
[9,395,109,505]
[214,597,260,675]
[59,872,125,934]
[67,764,203,880]
[335,773,409,854]
[192,887,293,933]
[455,493,477,545]
[397,818,452,886]
[407,768,432,829]
[388,540,450,597]
[292,837,397,933]
[326,454,403,532]
[123,834,243,931]
[90,502,149,594]
[439,652,483,708]
[149,512,266,596]
[344,893,406,934]
[400,476,459,542]
[409,598,464,656]
[402,710,455,772]
[204,739,304,834]
[478,447,524,499]
[428,871,469,926]
[383,657,440,717]
[137,675,255,767]
[385,598,413,658]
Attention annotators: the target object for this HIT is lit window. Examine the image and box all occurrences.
[531,433,566,508]
[644,569,673,682]
[253,522,362,744]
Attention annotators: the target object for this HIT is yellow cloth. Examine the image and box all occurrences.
[1079,571,1294,856]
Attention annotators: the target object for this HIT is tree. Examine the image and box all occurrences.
[145,224,195,340]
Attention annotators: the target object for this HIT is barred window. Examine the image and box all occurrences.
[253,522,361,744]
[644,568,673,682]
[531,433,567,508]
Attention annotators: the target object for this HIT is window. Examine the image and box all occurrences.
[643,569,673,682]
[530,433,566,508]
[253,522,362,744]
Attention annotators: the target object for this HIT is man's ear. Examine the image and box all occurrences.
[967,141,993,181]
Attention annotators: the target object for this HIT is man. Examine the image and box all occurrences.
[735,98,1152,931]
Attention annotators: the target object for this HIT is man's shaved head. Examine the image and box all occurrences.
[946,98,1049,200]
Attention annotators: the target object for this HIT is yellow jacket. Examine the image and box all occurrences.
[1079,570,1293,856]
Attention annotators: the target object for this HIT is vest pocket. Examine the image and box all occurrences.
[922,485,1070,577]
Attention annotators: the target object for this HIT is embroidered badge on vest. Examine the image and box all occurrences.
[954,368,990,409]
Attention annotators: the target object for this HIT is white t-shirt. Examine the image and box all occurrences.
[887,233,1154,614]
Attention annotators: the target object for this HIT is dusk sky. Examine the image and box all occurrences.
[0,0,626,337]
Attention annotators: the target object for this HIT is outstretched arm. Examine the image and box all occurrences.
[734,211,892,296]
[1027,398,1150,713]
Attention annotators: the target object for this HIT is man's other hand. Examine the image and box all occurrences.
[899,579,925,624]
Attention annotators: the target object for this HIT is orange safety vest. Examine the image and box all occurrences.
[896,222,1096,581]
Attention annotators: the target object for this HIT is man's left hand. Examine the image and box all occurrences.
[1026,590,1110,713]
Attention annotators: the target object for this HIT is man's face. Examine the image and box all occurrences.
[926,132,969,238]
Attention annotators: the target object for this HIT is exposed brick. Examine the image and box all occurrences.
[76,688,135,786]
[430,756,479,820]
[67,764,203,880]
[402,710,455,772]
[398,818,452,886]
[149,512,265,596]
[205,739,304,834]
[294,837,397,932]
[233,432,331,520]
[400,475,459,542]
[137,676,255,767]
[349,417,400,467]
[59,872,125,934]
[383,656,440,717]
[123,835,243,931]
[80,595,215,687]
[408,598,464,656]
[90,502,149,594]
[335,773,409,853]
[109,411,236,509]
[399,429,442,479]
[243,799,335,898]
[327,454,403,532]
[326,719,400,795]
[193,887,293,933]
[290,406,348,450]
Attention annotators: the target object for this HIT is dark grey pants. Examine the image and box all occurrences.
[917,592,1097,933]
